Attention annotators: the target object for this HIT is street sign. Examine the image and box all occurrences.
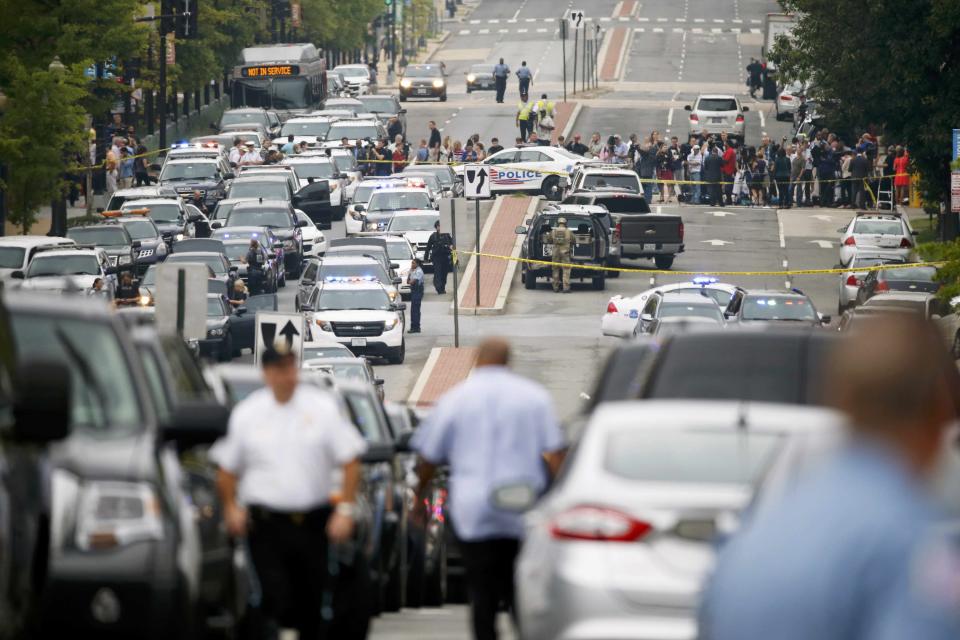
[463,164,491,199]
[951,171,960,214]
[291,1,301,28]
[155,263,207,340]
[569,10,585,28]
[165,33,176,65]
[254,311,305,365]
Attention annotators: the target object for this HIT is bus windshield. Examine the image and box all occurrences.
[232,77,312,110]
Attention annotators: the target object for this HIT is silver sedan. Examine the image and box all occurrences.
[515,400,842,640]
[836,253,905,315]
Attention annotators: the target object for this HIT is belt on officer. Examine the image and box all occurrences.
[248,505,331,526]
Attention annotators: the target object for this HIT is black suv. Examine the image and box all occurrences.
[6,292,231,639]
[213,199,306,278]
[515,207,611,291]
[66,222,141,271]
[109,213,170,274]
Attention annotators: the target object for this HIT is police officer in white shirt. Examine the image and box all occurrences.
[211,344,367,639]
[228,137,244,167]
[240,141,263,166]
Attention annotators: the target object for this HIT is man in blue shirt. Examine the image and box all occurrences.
[515,61,532,97]
[412,338,565,640]
[492,58,510,104]
[406,258,424,333]
[700,314,960,640]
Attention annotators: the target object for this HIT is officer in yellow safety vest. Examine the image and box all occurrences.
[516,93,536,143]
[534,93,557,140]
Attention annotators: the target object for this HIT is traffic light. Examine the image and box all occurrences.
[175,0,199,39]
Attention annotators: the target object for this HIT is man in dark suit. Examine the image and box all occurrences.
[702,143,724,206]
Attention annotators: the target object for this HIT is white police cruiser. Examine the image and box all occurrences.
[452,146,595,198]
[601,277,739,338]
[301,278,406,364]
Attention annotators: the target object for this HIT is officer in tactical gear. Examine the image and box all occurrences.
[245,239,266,295]
[548,217,575,293]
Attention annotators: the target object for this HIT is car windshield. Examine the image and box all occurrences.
[369,191,432,212]
[280,121,332,138]
[406,165,455,186]
[697,98,738,111]
[227,209,291,229]
[387,215,438,232]
[404,65,443,78]
[126,202,181,223]
[582,175,640,192]
[229,182,290,200]
[160,163,217,181]
[317,289,392,310]
[852,256,905,269]
[359,97,397,113]
[26,254,100,277]
[402,174,442,191]
[207,297,226,316]
[288,162,336,179]
[742,296,817,321]
[330,151,357,170]
[327,123,379,140]
[660,302,723,321]
[223,244,250,260]
[0,246,25,268]
[593,196,649,213]
[604,430,782,485]
[121,220,158,240]
[220,111,268,128]
[212,202,239,220]
[310,361,368,382]
[9,313,141,432]
[142,265,158,285]
[673,287,733,306]
[853,220,903,235]
[67,227,129,247]
[304,345,352,359]
[168,255,227,275]
[213,229,271,243]
[354,184,387,203]
[319,263,389,282]
[883,266,936,281]
[337,67,368,78]
[386,242,413,261]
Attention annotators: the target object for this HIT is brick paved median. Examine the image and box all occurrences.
[460,196,532,310]
[414,347,477,406]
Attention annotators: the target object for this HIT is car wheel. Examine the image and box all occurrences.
[423,533,447,607]
[278,270,286,288]
[654,255,675,270]
[592,274,606,290]
[399,94,407,102]
[219,334,233,362]
[838,302,845,316]
[523,268,536,290]
[383,517,406,612]
[295,298,300,312]
[439,93,447,102]
[541,176,560,200]
[466,86,472,93]
[388,340,405,364]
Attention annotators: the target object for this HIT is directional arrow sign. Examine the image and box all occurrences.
[463,163,491,199]
[255,311,305,366]
[809,240,835,249]
[709,211,737,217]
[701,239,733,246]
[812,214,834,222]
[569,10,585,28]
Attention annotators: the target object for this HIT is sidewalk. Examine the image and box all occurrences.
[408,346,478,406]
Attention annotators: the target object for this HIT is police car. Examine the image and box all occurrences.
[282,155,349,218]
[385,210,441,267]
[12,246,118,296]
[453,146,595,198]
[300,279,406,364]
[564,164,643,199]
[271,115,339,148]
[120,198,207,246]
[101,209,170,274]
[158,157,233,208]
[602,277,739,338]
[360,186,436,232]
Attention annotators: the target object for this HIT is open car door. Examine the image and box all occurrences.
[232,293,279,353]
[293,181,333,229]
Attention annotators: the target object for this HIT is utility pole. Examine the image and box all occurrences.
[560,18,567,103]
[573,23,579,95]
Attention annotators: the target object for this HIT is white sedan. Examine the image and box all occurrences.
[452,146,596,198]
[295,210,326,257]
[602,278,738,338]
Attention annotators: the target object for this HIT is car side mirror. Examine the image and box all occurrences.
[374,378,384,386]
[12,361,71,443]
[210,122,218,130]
[354,204,365,212]
[911,230,920,236]
[399,108,407,114]
[187,213,202,223]
[96,207,105,214]
[224,172,235,180]
[361,442,396,464]
[724,310,735,319]
[292,195,303,205]
[105,266,118,275]
[515,226,528,234]
[931,314,942,321]
[211,221,223,229]
[297,219,309,227]
[235,306,248,315]
[684,105,692,111]
[819,314,831,324]
[10,271,24,280]
[300,303,314,312]
[394,302,407,311]
[391,262,400,269]
[163,401,231,449]
[132,240,142,249]
[741,106,749,112]
[640,313,654,322]
[837,226,847,233]
[392,277,402,285]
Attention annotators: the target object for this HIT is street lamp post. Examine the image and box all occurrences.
[0,88,7,237]
[48,56,68,238]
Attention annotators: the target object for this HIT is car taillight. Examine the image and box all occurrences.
[614,222,622,242]
[780,95,792,101]
[875,280,890,292]
[550,506,652,542]
[689,113,699,122]
[679,221,685,241]
[606,301,618,314]
[843,236,856,246]
[846,275,859,286]
[735,115,745,123]
[900,238,912,248]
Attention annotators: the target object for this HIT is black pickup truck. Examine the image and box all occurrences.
[562,192,684,270]
[516,206,610,291]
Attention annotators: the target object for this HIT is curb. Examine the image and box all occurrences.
[424,31,452,63]
[493,196,542,312]
[561,102,583,140]
[614,27,634,82]
[407,346,442,406]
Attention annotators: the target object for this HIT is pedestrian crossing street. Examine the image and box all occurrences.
[455,16,764,36]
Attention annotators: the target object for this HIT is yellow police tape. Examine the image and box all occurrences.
[452,249,944,277]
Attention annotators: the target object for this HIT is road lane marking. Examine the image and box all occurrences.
[517,28,528,33]
[751,18,762,23]
[711,27,722,33]
[778,219,786,248]
[713,18,725,23]
[673,27,683,33]
[692,28,703,33]
[469,19,480,24]
[537,28,548,32]
[459,29,470,35]
[657,17,668,22]
[694,18,705,22]
[488,19,500,23]
[750,28,762,33]
[702,239,733,246]
[478,28,490,34]
[667,108,674,126]
[638,17,649,21]
[759,109,765,128]
[653,27,663,32]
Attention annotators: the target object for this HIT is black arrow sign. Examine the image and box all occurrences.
[573,11,583,28]
[466,168,476,184]
[476,168,487,194]
[278,320,300,349]
[260,322,277,350]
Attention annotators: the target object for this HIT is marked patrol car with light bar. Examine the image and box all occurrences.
[452,146,597,198]
[602,277,739,338]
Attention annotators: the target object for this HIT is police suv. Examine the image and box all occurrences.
[452,146,595,198]
[301,278,407,364]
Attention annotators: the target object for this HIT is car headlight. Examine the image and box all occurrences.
[118,255,132,265]
[388,289,398,301]
[330,183,339,191]
[366,222,379,230]
[137,294,152,307]
[316,319,333,332]
[175,233,184,242]
[400,79,412,88]
[208,327,224,337]
[283,239,296,250]
[75,481,164,551]
[432,79,445,88]
[466,74,476,82]
[384,316,400,330]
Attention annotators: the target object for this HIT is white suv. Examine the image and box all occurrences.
[838,212,917,267]
[685,94,748,142]
[302,281,406,364]
[0,236,77,280]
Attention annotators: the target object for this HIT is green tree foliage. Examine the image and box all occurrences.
[0,63,87,233]
[300,0,383,51]
[772,0,960,205]
[174,0,267,91]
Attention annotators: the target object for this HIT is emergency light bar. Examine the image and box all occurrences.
[324,276,378,283]
[692,276,719,285]
[102,208,150,218]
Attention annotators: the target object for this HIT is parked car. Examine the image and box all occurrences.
[516,207,611,290]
